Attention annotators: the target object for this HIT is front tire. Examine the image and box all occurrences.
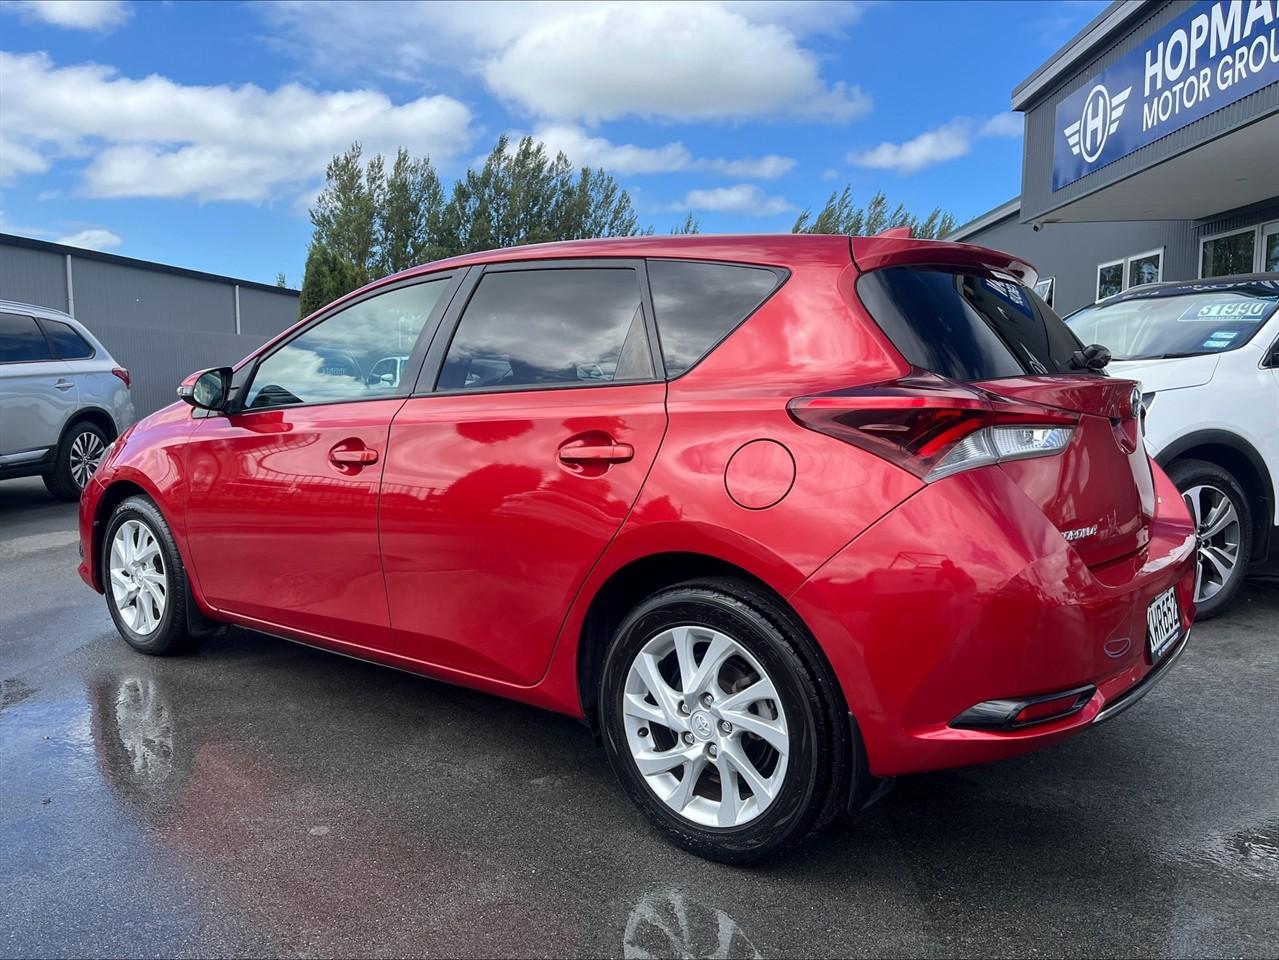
[102,496,194,655]
[45,420,109,501]
[1169,459,1252,620]
[599,579,851,863]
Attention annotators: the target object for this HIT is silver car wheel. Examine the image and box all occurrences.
[109,519,168,636]
[1182,483,1242,604]
[622,625,789,828]
[69,430,107,490]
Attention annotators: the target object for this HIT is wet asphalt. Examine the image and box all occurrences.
[1,475,1277,959]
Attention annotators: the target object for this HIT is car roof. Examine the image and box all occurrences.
[1095,273,1279,305]
[0,298,76,322]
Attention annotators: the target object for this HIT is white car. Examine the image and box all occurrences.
[0,300,135,500]
[1067,275,1279,617]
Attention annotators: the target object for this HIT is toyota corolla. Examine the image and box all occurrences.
[78,233,1197,862]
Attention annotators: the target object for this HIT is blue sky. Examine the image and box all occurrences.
[0,0,1106,287]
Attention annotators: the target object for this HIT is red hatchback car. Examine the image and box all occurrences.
[78,233,1198,861]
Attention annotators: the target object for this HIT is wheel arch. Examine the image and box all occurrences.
[574,550,843,737]
[1157,430,1274,563]
[61,406,120,444]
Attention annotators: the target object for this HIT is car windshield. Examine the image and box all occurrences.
[1067,289,1279,360]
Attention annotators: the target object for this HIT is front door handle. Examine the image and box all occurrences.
[54,378,74,391]
[329,443,379,466]
[557,441,635,464]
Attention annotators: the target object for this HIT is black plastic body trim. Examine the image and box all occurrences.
[1093,628,1190,725]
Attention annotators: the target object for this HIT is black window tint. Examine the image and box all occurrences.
[0,313,53,362]
[856,267,1087,381]
[648,260,781,376]
[438,268,652,391]
[38,319,94,359]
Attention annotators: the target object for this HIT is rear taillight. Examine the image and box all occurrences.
[788,374,1077,482]
[111,367,131,388]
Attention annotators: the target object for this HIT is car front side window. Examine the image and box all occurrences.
[243,280,448,410]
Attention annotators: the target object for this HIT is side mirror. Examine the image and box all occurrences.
[1070,343,1112,371]
[177,366,233,411]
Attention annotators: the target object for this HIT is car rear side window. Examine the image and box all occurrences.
[37,318,95,360]
[857,266,1088,381]
[0,313,53,363]
[437,268,654,391]
[647,260,782,376]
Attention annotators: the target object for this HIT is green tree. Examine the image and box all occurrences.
[275,272,287,288]
[792,187,956,240]
[298,242,363,318]
[437,136,641,256]
[670,211,700,235]
[378,147,446,275]
[309,142,381,286]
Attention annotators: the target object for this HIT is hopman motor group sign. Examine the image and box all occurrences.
[1053,0,1279,189]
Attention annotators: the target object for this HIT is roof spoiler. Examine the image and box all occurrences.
[850,235,1038,286]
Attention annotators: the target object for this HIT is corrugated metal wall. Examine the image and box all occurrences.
[0,235,299,417]
[0,246,68,312]
[960,214,1199,314]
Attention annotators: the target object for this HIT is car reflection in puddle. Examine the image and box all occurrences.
[623,890,762,960]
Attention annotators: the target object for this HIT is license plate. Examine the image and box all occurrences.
[1146,586,1181,661]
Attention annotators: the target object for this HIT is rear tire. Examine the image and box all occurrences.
[599,578,853,863]
[102,496,196,655]
[44,421,109,501]
[1169,459,1252,620]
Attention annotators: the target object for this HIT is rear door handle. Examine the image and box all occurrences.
[557,441,635,464]
[54,379,74,391]
[329,444,379,466]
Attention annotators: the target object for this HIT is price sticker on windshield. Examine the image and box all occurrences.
[1177,300,1272,322]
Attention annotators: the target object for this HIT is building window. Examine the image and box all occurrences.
[1126,249,1162,288]
[1263,221,1279,273]
[1097,260,1124,300]
[1200,228,1256,278]
[1097,248,1165,301]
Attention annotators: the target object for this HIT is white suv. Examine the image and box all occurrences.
[1068,275,1279,617]
[0,300,135,500]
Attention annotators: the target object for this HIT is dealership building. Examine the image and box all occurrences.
[0,232,300,416]
[952,0,1279,315]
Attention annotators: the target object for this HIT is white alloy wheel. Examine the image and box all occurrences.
[622,625,789,828]
[69,429,107,490]
[109,519,168,635]
[1182,483,1242,604]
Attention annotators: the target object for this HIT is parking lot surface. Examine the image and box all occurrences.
[2,475,1277,958]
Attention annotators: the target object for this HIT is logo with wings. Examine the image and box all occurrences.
[1063,83,1132,164]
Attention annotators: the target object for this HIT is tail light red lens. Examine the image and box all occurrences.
[111,367,131,388]
[788,373,1077,481]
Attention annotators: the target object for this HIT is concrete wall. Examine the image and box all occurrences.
[0,234,300,417]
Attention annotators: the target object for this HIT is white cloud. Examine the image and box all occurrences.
[1,0,129,31]
[848,112,1023,175]
[981,112,1023,137]
[485,4,869,123]
[706,155,797,179]
[522,124,796,180]
[262,1,871,125]
[56,227,122,250]
[677,184,793,216]
[0,51,475,201]
[0,134,49,182]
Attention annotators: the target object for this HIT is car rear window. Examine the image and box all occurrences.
[0,312,54,363]
[437,268,654,391]
[647,260,783,376]
[856,266,1089,381]
[37,318,95,360]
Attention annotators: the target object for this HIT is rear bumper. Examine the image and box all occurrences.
[792,461,1198,778]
